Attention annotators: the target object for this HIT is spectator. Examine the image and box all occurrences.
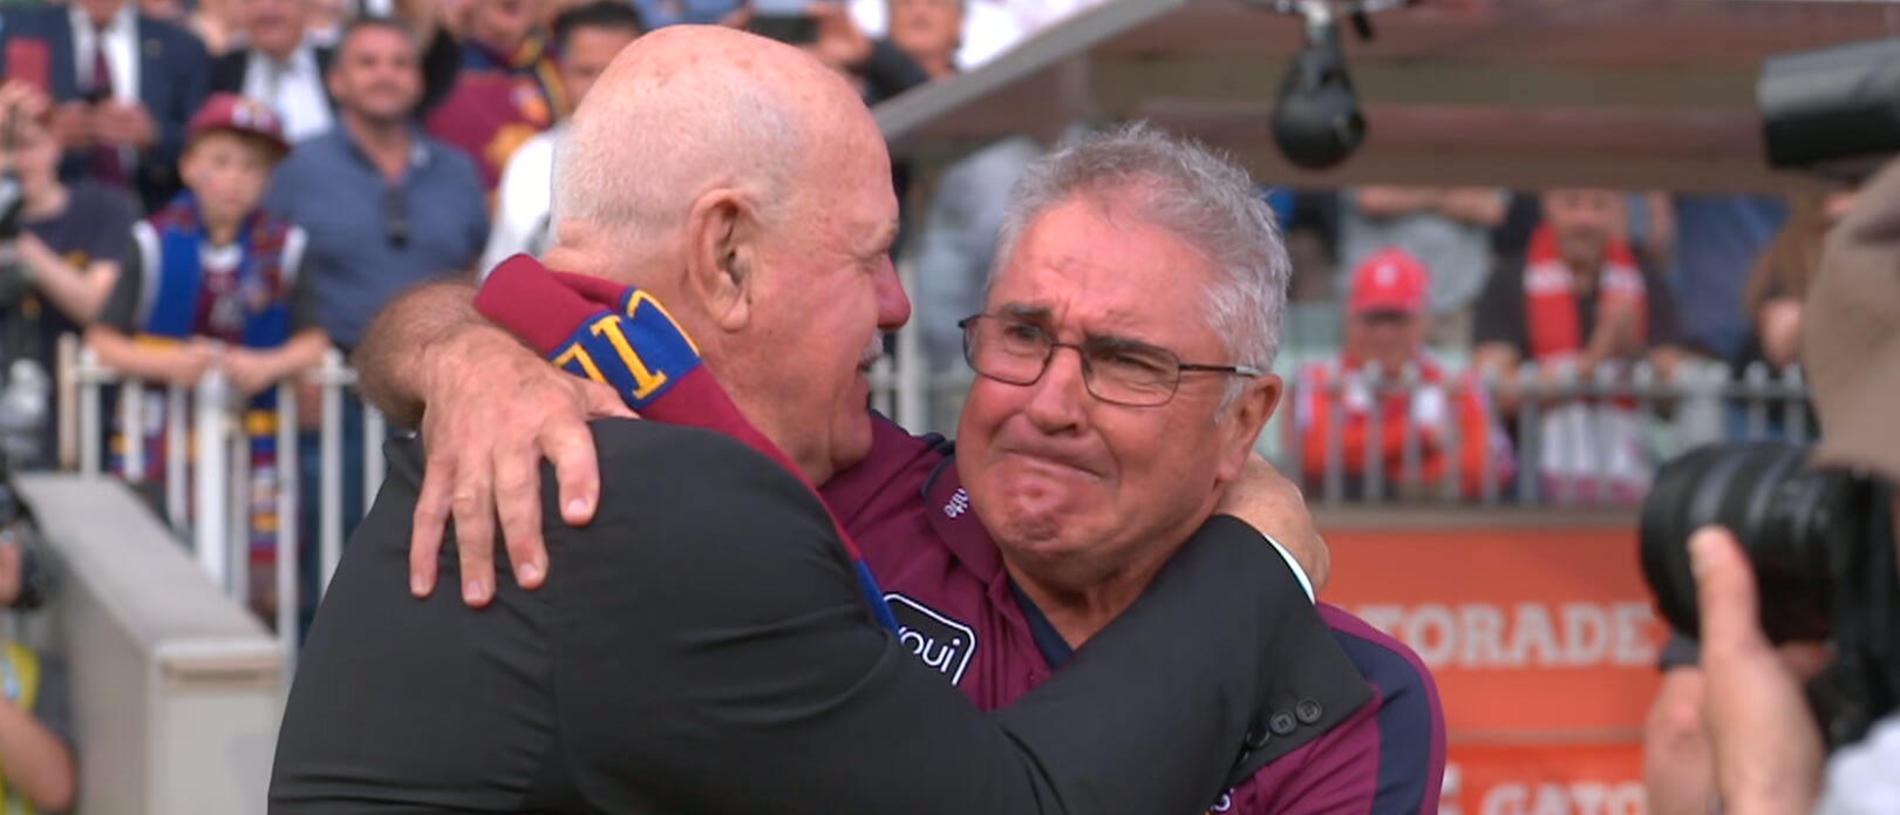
[0,0,211,211]
[426,0,562,189]
[267,18,485,604]
[1474,188,1685,502]
[189,0,244,56]
[1292,247,1513,499]
[1338,185,1506,349]
[212,0,335,142]
[1738,190,1856,373]
[0,82,142,467]
[0,530,76,813]
[267,17,487,351]
[479,0,641,274]
[213,0,462,142]
[887,0,961,78]
[86,94,327,612]
[1716,189,1857,443]
[849,0,1060,71]
[898,0,1038,390]
[1668,194,1787,360]
[801,2,929,106]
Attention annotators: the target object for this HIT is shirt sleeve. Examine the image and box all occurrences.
[86,184,141,267]
[96,238,143,333]
[1471,257,1528,356]
[478,138,549,279]
[551,421,1343,815]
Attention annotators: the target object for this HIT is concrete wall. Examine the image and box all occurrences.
[18,475,282,814]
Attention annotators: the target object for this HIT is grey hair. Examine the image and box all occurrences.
[992,123,1291,392]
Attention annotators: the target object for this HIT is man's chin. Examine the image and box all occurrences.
[830,413,876,473]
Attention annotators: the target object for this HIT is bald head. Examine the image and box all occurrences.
[544,26,909,484]
[551,26,879,273]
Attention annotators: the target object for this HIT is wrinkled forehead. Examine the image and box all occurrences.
[986,199,1219,344]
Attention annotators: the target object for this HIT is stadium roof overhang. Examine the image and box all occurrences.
[875,0,1900,193]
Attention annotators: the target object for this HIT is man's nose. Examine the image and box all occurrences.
[1021,346,1089,435]
[874,257,912,332]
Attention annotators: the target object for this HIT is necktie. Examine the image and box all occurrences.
[88,23,125,187]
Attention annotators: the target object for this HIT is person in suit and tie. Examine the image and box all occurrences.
[0,0,211,211]
[209,0,333,143]
[210,0,462,144]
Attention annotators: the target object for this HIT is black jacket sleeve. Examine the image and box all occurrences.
[551,420,1333,814]
[271,419,1347,813]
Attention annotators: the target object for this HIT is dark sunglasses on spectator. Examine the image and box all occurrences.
[385,186,408,249]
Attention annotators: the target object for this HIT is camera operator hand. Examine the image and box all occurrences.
[1692,526,1831,815]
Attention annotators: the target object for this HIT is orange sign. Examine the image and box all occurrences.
[1443,742,1646,815]
[1321,518,1668,738]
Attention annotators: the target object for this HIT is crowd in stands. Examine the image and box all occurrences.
[1268,184,1833,503]
[0,0,1840,505]
[0,0,1855,807]
[0,0,1843,509]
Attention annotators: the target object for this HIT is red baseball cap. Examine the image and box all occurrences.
[187,93,290,158]
[1348,247,1431,316]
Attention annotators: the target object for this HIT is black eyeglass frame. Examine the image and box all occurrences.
[956,313,1264,407]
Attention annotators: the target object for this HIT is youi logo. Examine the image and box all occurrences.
[884,593,978,686]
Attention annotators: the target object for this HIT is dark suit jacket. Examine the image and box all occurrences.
[270,419,1353,813]
[209,33,462,120]
[0,5,209,210]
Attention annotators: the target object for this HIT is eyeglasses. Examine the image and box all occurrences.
[384,185,408,249]
[958,314,1262,407]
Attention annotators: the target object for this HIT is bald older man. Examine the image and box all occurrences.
[267,27,1343,814]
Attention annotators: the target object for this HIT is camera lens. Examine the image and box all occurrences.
[1640,442,1862,643]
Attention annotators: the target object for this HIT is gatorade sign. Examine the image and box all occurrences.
[1319,513,1665,813]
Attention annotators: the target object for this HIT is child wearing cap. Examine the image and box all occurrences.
[85,93,327,615]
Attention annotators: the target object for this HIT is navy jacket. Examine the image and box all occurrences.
[0,5,210,210]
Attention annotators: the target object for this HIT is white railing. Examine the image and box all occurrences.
[57,336,387,663]
[52,323,1816,658]
[900,357,1814,507]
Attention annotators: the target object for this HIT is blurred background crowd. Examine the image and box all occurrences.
[0,0,1840,498]
[0,0,1867,810]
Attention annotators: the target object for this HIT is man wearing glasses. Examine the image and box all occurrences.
[357,121,1445,812]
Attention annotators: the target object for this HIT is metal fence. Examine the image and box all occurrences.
[56,336,386,661]
[892,357,1815,507]
[51,326,1813,653]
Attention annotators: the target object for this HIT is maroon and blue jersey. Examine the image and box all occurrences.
[823,417,1447,815]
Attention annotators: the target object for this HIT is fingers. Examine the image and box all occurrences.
[543,404,603,529]
[493,437,547,590]
[580,379,636,419]
[450,453,498,607]
[1691,526,1768,658]
[408,459,451,598]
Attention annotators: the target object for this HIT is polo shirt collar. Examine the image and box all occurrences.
[334,126,433,174]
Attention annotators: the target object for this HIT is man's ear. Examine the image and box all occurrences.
[683,188,758,332]
[1216,373,1283,483]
